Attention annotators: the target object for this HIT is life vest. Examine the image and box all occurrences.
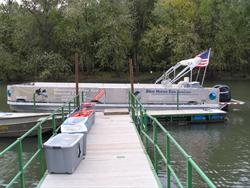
[73,108,94,118]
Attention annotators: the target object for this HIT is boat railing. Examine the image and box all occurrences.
[0,93,84,188]
[129,91,216,188]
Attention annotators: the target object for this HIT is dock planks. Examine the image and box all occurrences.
[103,108,129,115]
[41,112,159,188]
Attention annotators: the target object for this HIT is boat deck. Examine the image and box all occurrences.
[148,109,227,123]
[40,112,159,188]
[148,109,226,116]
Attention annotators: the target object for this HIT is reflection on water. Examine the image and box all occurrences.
[0,134,51,188]
[157,121,250,187]
[0,137,38,187]
[0,81,250,187]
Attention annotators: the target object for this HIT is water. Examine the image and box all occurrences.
[0,137,43,188]
[0,81,250,187]
[154,80,250,187]
[0,84,47,188]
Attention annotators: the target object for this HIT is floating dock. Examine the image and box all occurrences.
[148,109,227,123]
[40,112,159,188]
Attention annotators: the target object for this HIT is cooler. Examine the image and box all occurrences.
[71,110,95,131]
[60,117,88,155]
[43,133,84,174]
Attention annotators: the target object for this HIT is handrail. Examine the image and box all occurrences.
[0,93,84,188]
[129,91,216,188]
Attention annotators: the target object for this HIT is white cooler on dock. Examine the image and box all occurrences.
[62,117,93,132]
[61,117,88,155]
[44,133,84,174]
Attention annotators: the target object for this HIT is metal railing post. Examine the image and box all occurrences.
[187,156,193,188]
[128,92,131,112]
[68,102,71,113]
[81,91,84,103]
[143,112,149,153]
[136,98,138,111]
[139,106,143,137]
[131,95,135,122]
[61,106,65,122]
[17,138,25,188]
[177,90,179,110]
[51,114,56,135]
[166,134,171,188]
[73,98,76,108]
[136,104,140,135]
[153,120,158,173]
[37,124,44,178]
[33,93,36,112]
[135,98,140,130]
[76,95,80,107]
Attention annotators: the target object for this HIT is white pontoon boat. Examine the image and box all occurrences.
[6,49,232,112]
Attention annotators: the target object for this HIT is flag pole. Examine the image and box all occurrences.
[201,66,207,86]
[196,68,200,81]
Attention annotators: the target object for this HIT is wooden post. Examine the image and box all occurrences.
[75,52,80,106]
[129,58,134,94]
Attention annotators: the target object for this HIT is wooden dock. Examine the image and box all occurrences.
[148,109,227,123]
[148,109,226,116]
[41,112,159,188]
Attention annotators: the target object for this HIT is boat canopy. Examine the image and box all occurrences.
[155,49,211,86]
[155,57,202,85]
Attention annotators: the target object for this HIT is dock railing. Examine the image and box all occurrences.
[0,93,84,188]
[129,91,216,188]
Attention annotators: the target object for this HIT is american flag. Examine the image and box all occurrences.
[196,48,211,68]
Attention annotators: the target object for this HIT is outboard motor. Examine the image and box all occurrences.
[213,85,231,102]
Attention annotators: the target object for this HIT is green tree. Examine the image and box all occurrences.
[129,0,155,72]
[26,52,72,81]
[0,0,249,82]
[140,0,199,72]
[95,0,132,73]
[212,0,250,73]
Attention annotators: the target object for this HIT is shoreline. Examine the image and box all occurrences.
[1,71,250,85]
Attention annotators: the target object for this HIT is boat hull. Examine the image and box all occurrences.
[7,82,220,112]
[0,122,52,137]
[0,112,62,137]
[8,102,221,112]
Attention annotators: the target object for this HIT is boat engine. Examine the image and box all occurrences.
[213,85,231,102]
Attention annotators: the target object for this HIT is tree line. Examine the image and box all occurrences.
[0,0,249,82]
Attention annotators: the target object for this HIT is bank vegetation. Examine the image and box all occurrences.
[0,0,249,82]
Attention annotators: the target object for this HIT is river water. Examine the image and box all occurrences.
[0,81,249,187]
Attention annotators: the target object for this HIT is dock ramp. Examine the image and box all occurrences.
[40,112,160,188]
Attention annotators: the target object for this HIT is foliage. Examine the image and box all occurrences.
[26,52,72,81]
[0,0,249,82]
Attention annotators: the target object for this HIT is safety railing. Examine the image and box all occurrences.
[129,91,216,188]
[0,93,84,188]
